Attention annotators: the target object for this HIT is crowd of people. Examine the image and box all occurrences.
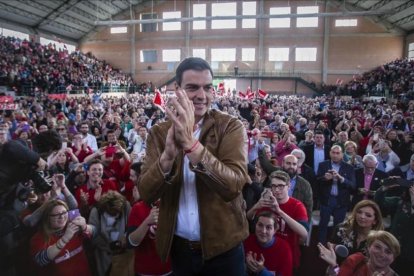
[0,52,414,276]
[0,36,143,95]
[321,58,414,99]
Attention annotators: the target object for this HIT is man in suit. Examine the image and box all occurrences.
[317,145,356,244]
[302,130,331,175]
[351,154,388,207]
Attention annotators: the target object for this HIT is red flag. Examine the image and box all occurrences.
[238,91,246,99]
[153,90,165,112]
[247,91,255,100]
[218,82,225,92]
[257,89,268,99]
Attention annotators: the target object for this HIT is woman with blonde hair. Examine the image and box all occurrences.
[344,140,363,169]
[319,230,400,276]
[330,200,384,258]
[30,199,94,276]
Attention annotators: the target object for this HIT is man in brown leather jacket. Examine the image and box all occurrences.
[139,57,250,275]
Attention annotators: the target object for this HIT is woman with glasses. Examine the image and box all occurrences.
[30,199,95,276]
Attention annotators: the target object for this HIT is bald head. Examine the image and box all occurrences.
[283,155,298,177]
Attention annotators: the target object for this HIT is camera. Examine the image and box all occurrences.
[30,171,53,194]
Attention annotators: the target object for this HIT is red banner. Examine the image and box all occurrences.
[48,94,67,100]
[0,96,14,103]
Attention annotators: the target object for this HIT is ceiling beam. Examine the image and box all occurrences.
[366,0,394,11]
[329,0,405,34]
[78,0,162,43]
[33,0,82,28]
[94,10,394,26]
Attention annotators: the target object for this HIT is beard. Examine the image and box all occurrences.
[284,169,297,178]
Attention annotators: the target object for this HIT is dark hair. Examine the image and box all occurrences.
[175,57,213,86]
[88,159,103,170]
[256,211,278,230]
[32,130,62,159]
[314,129,324,136]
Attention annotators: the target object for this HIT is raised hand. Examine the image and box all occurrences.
[165,89,195,150]
[317,242,337,267]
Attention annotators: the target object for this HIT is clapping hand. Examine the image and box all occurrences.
[317,242,337,267]
[246,251,265,273]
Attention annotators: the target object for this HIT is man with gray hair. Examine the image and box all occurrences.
[351,154,388,207]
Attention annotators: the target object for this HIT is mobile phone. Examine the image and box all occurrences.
[61,142,67,149]
[261,188,273,201]
[68,209,80,221]
[373,133,379,141]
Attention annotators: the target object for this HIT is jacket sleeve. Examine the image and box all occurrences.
[191,117,250,202]
[138,123,175,204]
[339,165,356,190]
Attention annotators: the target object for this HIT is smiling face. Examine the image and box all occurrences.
[255,216,277,246]
[179,69,213,123]
[368,240,395,270]
[49,205,68,230]
[87,163,104,185]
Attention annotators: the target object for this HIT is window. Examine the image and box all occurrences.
[140,50,157,63]
[0,28,29,40]
[39,37,76,53]
[409,43,414,60]
[242,2,256,29]
[335,19,357,27]
[211,48,236,61]
[242,48,255,61]
[163,11,181,31]
[212,2,236,29]
[297,6,319,28]
[141,13,157,32]
[269,7,291,28]
[269,48,289,61]
[193,4,206,30]
[110,27,127,34]
[162,49,181,62]
[192,49,206,59]
[295,47,317,61]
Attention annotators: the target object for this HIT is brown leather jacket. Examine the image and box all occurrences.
[139,109,250,261]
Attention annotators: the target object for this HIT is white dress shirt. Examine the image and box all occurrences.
[175,122,202,241]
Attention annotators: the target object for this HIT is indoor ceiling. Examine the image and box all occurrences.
[0,0,412,44]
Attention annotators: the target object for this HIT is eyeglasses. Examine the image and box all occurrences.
[49,211,68,218]
[58,128,66,131]
[271,184,287,190]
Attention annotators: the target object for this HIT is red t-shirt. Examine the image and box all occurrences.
[30,231,92,276]
[244,234,293,276]
[127,201,171,275]
[75,179,118,207]
[257,197,308,268]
